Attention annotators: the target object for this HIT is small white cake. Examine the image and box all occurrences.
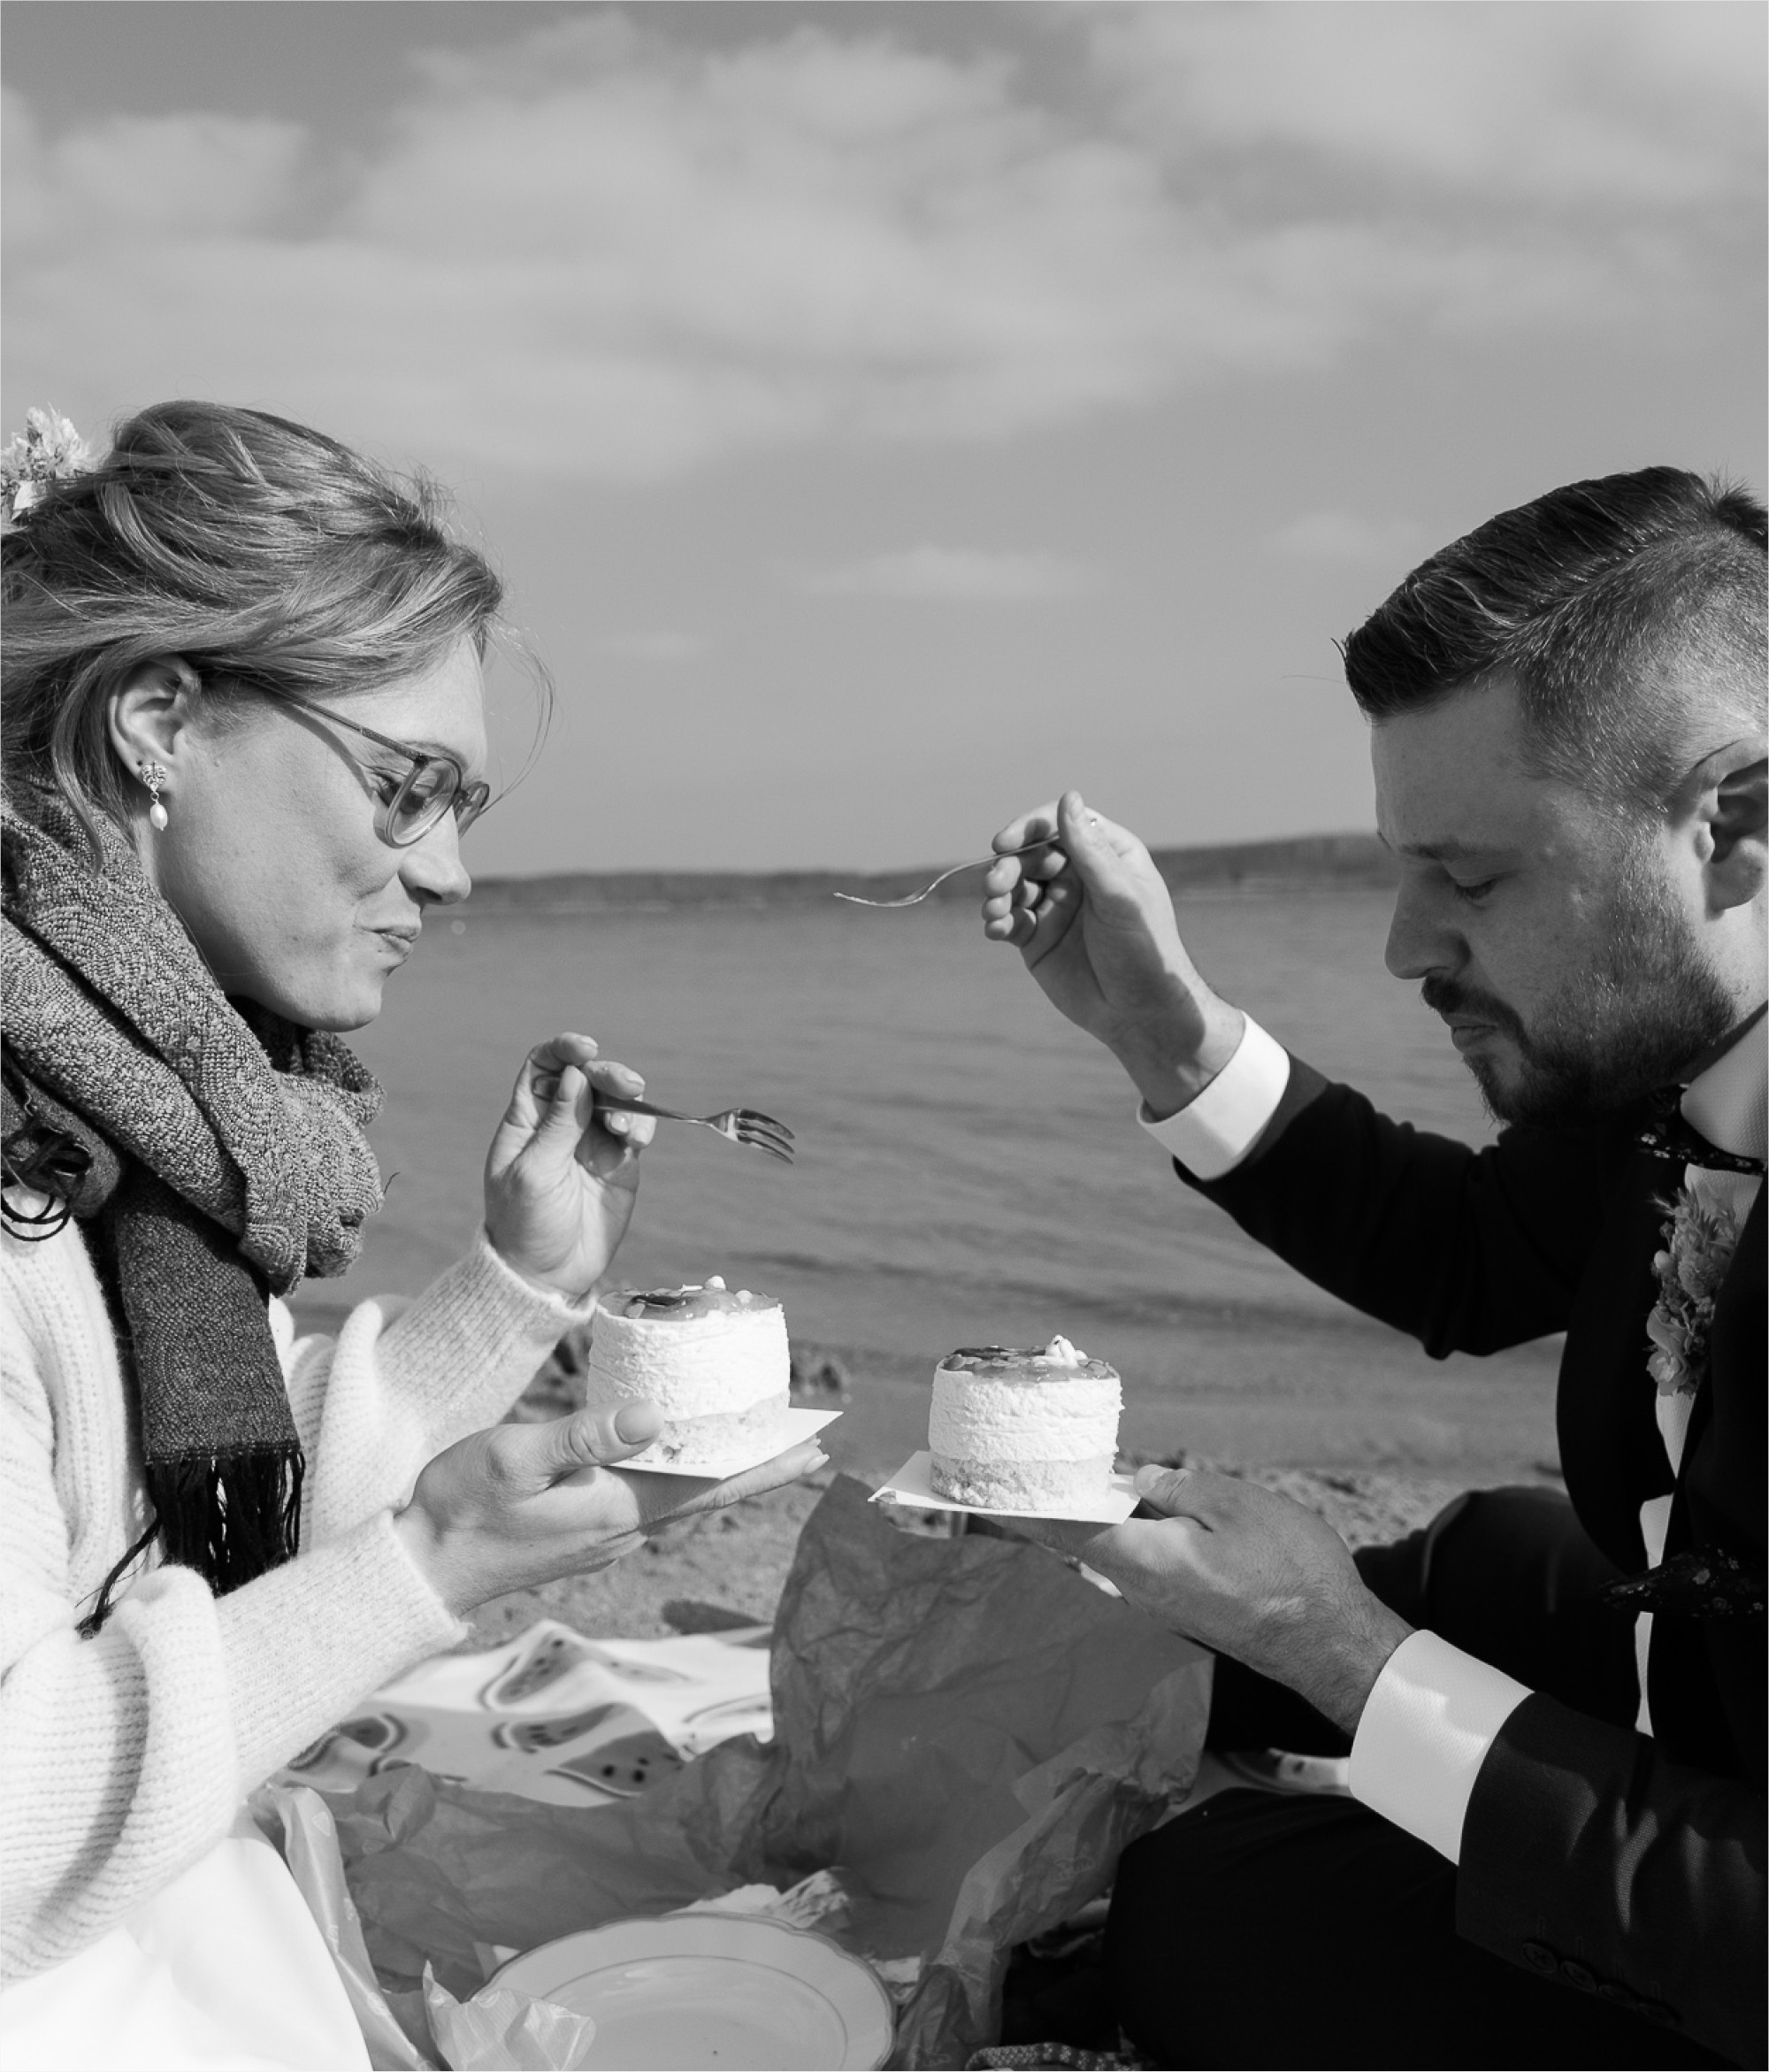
[584,1277,793,1471]
[929,1338,1122,1513]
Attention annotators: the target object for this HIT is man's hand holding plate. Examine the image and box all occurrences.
[1020,1465,1414,1737]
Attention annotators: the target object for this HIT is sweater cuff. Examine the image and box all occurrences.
[218,1510,463,1794]
[1349,1630,1532,1864]
[1135,1017,1290,1181]
[366,1230,596,1420]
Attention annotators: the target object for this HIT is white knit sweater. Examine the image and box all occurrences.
[0,1209,592,1984]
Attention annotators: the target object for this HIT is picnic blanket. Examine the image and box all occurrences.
[279,1619,776,1808]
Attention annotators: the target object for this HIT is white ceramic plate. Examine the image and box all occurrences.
[492,1912,894,2069]
[870,1450,1138,1524]
[615,1407,843,1478]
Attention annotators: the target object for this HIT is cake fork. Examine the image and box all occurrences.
[833,834,1063,909]
[593,1092,796,1164]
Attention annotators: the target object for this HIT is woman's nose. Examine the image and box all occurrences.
[399,811,471,907]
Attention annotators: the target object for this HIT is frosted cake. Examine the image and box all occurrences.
[929,1339,1122,1512]
[584,1278,792,1470]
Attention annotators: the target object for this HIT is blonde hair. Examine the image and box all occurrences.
[2,401,509,844]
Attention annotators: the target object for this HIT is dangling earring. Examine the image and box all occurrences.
[138,761,170,831]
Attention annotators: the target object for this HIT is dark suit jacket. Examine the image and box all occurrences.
[1183,1057,1765,2068]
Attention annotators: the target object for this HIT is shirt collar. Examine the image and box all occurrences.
[1681,1011,1769,1166]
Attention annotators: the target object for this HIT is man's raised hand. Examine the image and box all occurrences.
[1018,1466,1413,1736]
[979,790,1244,1118]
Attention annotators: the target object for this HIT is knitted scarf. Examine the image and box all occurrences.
[1,785,383,1620]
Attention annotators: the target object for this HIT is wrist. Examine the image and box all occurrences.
[392,1500,477,1619]
[1303,1598,1415,1737]
[484,1231,601,1306]
[1114,1001,1245,1121]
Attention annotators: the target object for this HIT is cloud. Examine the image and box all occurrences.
[1085,4,1764,208]
[1268,511,1430,567]
[791,544,1095,601]
[4,8,1759,480]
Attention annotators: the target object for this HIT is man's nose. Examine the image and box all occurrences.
[399,810,471,907]
[1384,877,1458,980]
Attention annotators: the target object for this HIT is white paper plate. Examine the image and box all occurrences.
[615,1408,843,1478]
[870,1450,1138,1525]
[492,1913,894,2068]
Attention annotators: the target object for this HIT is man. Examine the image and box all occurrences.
[983,468,1764,2068]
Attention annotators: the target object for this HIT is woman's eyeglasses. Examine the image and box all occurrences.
[293,701,492,849]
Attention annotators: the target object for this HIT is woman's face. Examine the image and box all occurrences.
[134,639,488,1031]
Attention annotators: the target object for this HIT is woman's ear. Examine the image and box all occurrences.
[1688,739,1767,915]
[105,658,203,817]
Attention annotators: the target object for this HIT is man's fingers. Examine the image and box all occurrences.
[1131,1463,1194,1516]
[1002,1515,1109,1562]
[991,802,1063,856]
[1132,1463,1251,1525]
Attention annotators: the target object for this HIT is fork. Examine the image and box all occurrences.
[833,834,1063,909]
[593,1092,796,1164]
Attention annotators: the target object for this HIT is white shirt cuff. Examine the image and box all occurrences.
[1135,1017,1290,1182]
[1349,1630,1532,1864]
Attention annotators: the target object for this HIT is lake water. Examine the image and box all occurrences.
[301,889,1562,1480]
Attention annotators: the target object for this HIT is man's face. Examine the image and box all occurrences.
[1371,679,1734,1126]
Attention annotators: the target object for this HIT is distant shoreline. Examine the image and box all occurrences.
[457,831,1397,914]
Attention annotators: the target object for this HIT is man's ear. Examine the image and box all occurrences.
[1684,739,1767,915]
[105,657,203,802]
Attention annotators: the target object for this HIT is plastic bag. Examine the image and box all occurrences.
[326,1477,1210,2068]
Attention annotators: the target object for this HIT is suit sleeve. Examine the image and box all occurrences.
[1186,1058,1620,1356]
[1459,1693,1765,2068]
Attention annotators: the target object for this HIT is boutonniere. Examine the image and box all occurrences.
[1644,1185,1739,1398]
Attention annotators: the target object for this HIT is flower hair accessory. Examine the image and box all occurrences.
[2,408,96,527]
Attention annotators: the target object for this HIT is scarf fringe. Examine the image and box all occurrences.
[148,1447,305,1598]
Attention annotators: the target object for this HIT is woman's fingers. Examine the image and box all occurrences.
[524,1043,655,1152]
[632,1439,831,1531]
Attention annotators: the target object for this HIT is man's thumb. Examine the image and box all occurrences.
[1132,1462,1193,1516]
[1056,790,1112,888]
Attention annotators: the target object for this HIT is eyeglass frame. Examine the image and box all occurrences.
[284,698,493,849]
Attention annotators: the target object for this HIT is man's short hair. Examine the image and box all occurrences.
[1342,467,1767,811]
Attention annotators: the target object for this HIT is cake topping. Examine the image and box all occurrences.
[613,1281,780,1322]
[940,1339,1115,1377]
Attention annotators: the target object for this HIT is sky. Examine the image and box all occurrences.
[4,1,1765,875]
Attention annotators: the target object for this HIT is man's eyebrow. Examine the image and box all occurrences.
[1377,833,1512,863]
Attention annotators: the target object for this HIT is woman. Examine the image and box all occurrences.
[0,402,822,2066]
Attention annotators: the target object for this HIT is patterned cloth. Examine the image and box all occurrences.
[280,1617,777,1809]
[1,784,382,1605]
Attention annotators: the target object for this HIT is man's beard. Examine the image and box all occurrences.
[1422,862,1737,1130]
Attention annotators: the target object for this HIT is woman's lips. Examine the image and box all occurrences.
[372,926,419,961]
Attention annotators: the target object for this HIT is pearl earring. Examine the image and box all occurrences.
[138,761,170,831]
